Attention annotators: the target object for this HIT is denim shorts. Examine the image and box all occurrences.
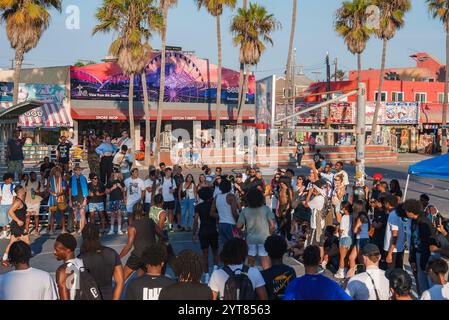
[89,202,105,214]
[340,236,352,249]
[109,200,125,212]
[0,205,12,227]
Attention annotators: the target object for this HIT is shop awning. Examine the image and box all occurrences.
[0,102,73,128]
[71,105,255,121]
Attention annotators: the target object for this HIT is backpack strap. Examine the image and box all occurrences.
[223,265,235,277]
[241,265,250,275]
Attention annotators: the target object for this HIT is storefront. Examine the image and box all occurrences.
[419,103,448,154]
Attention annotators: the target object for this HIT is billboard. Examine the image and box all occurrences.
[279,101,356,124]
[70,52,255,105]
[255,75,276,126]
[0,82,66,104]
[366,102,420,125]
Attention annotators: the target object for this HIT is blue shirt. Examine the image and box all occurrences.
[284,274,352,301]
[96,143,118,156]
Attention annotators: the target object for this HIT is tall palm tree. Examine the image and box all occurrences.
[283,0,297,137]
[94,0,162,156]
[195,0,237,141]
[428,0,449,154]
[335,0,372,84]
[371,0,411,143]
[231,3,280,122]
[0,0,62,104]
[236,0,247,112]
[154,0,177,166]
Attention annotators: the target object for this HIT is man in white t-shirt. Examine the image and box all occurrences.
[383,195,405,270]
[113,145,133,180]
[161,167,176,230]
[117,130,133,152]
[421,258,449,300]
[174,136,184,165]
[208,238,268,300]
[0,173,16,239]
[0,241,58,300]
[305,182,325,248]
[144,169,161,214]
[346,244,390,300]
[334,161,349,188]
[125,168,145,222]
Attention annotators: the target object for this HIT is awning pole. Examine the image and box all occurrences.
[403,174,410,201]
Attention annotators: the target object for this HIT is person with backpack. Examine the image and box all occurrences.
[237,189,276,270]
[78,223,124,300]
[112,145,133,181]
[0,173,16,240]
[158,250,212,300]
[55,233,102,300]
[208,238,268,300]
[23,171,44,236]
[295,140,305,168]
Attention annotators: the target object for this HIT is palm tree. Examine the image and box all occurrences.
[336,69,346,81]
[428,0,449,154]
[236,0,248,112]
[335,0,372,84]
[154,0,177,166]
[371,0,411,143]
[195,0,237,142]
[94,0,162,157]
[0,0,62,104]
[231,3,280,122]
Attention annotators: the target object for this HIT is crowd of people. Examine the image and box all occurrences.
[0,128,448,301]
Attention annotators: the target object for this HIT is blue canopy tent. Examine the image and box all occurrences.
[404,154,449,199]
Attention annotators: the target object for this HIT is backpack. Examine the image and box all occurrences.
[1,183,14,194]
[67,261,102,301]
[223,265,255,300]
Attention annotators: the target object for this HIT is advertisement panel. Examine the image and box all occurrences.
[384,102,419,125]
[0,82,66,104]
[70,52,255,105]
[255,75,275,126]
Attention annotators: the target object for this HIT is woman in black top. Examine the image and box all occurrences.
[119,202,166,281]
[389,179,403,202]
[1,186,29,267]
[192,187,219,274]
[79,223,124,300]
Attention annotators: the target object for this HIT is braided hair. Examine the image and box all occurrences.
[80,223,103,254]
[172,250,204,283]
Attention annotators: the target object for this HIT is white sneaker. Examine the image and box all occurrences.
[335,269,345,279]
[117,230,124,235]
[107,230,114,236]
[0,231,6,240]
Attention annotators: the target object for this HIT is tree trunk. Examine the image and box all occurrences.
[155,7,168,166]
[13,49,24,105]
[236,0,248,113]
[215,14,223,144]
[357,52,362,84]
[371,38,388,145]
[238,65,250,123]
[283,0,297,145]
[142,71,151,166]
[128,74,136,157]
[442,31,449,154]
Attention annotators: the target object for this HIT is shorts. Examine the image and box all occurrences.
[248,244,268,257]
[0,205,12,227]
[72,202,87,221]
[10,221,27,237]
[89,202,105,214]
[356,238,370,250]
[199,232,219,250]
[27,204,41,215]
[109,200,125,212]
[7,160,23,174]
[340,237,352,249]
[163,201,175,211]
[126,253,146,271]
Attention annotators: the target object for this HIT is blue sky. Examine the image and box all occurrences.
[0,0,445,80]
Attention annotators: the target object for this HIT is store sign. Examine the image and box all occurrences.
[384,102,419,125]
[256,75,276,127]
[278,102,356,124]
[95,115,119,120]
[0,82,66,104]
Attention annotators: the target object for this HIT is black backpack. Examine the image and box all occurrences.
[67,261,102,300]
[223,265,255,300]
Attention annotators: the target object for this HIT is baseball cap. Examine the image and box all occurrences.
[373,173,383,181]
[362,243,380,256]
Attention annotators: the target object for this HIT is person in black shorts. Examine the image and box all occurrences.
[56,135,73,173]
[192,187,219,278]
[119,202,167,281]
[1,186,30,267]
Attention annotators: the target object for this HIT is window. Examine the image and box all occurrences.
[414,93,427,103]
[374,91,387,102]
[438,93,449,104]
[392,92,404,102]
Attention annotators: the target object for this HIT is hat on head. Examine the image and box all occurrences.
[373,173,383,181]
[362,243,381,256]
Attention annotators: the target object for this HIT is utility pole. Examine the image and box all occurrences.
[291,48,297,137]
[326,53,332,145]
[356,81,367,187]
